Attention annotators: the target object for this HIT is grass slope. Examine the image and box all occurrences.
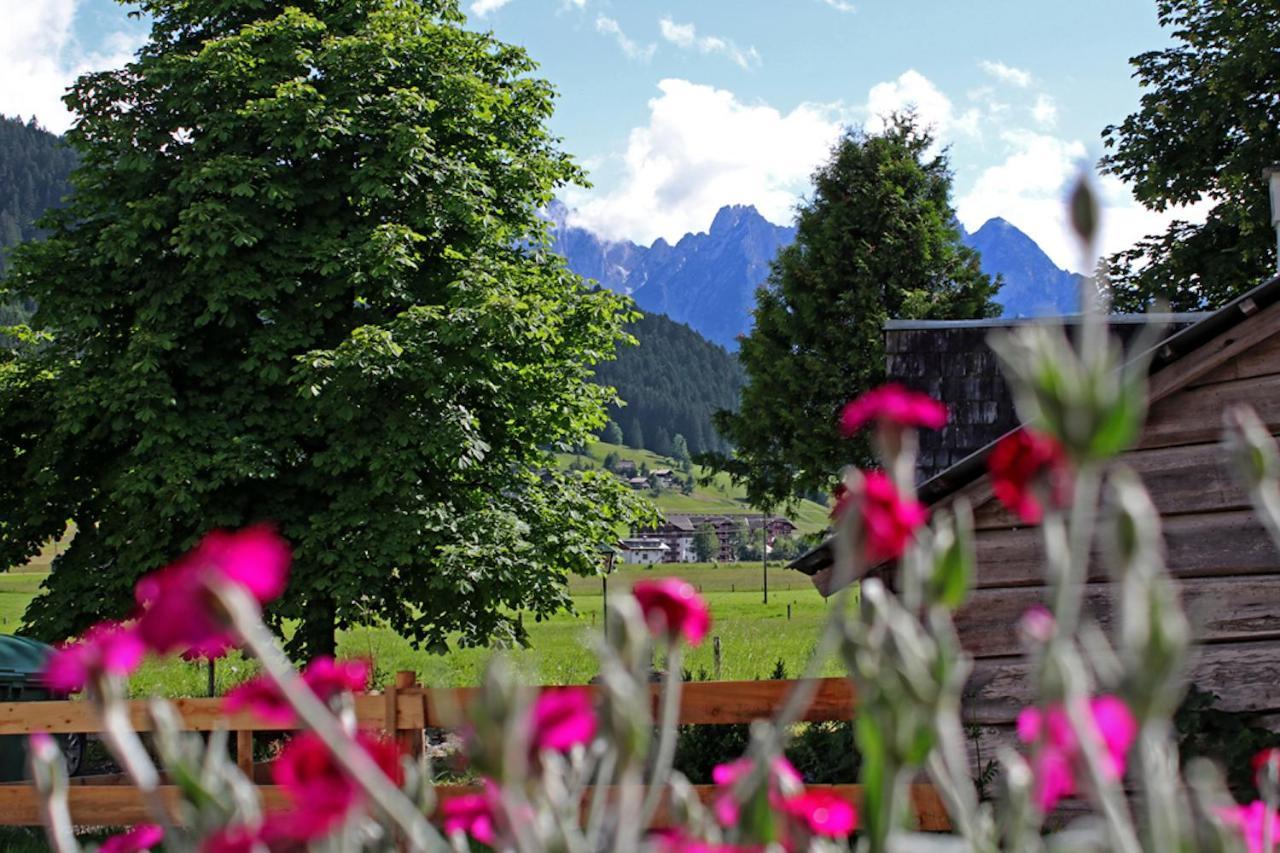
[558,441,831,534]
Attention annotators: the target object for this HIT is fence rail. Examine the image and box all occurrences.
[0,674,951,831]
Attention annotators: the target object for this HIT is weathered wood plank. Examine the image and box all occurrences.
[971,509,1279,589]
[1146,299,1280,404]
[0,782,951,831]
[955,576,1280,658]
[425,678,857,729]
[1141,374,1280,450]
[0,692,426,736]
[964,640,1280,725]
[1190,334,1280,388]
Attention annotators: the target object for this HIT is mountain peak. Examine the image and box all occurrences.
[709,204,766,235]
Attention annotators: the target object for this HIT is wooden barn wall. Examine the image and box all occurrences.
[941,303,1280,775]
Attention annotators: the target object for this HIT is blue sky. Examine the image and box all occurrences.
[1,0,1203,271]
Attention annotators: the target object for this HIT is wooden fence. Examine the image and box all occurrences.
[0,673,950,831]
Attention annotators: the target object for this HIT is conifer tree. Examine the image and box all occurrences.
[710,117,1000,506]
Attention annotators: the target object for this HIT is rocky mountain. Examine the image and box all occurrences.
[549,202,1081,347]
[960,217,1081,317]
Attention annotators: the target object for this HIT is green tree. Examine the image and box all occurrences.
[0,0,644,657]
[708,117,1000,505]
[603,451,620,472]
[652,425,673,458]
[1101,0,1280,312]
[693,523,719,563]
[626,416,645,451]
[671,433,691,466]
[603,420,624,445]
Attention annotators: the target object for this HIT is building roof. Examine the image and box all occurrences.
[883,313,1211,331]
[788,275,1280,582]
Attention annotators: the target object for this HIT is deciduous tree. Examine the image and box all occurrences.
[0,0,643,656]
[1101,0,1280,311]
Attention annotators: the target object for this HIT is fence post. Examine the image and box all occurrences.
[236,730,253,776]
[392,671,424,760]
[712,636,722,680]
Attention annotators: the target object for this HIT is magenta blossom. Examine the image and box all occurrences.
[530,686,597,754]
[272,730,403,839]
[632,578,711,646]
[711,756,802,826]
[440,785,500,846]
[135,525,291,657]
[224,657,371,725]
[1218,801,1280,853]
[99,824,164,853]
[1016,695,1137,810]
[831,471,929,564]
[42,621,145,693]
[1018,606,1056,645]
[782,788,858,837]
[840,384,947,436]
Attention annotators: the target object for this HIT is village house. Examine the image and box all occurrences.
[789,276,1280,776]
[638,513,797,562]
[617,537,669,565]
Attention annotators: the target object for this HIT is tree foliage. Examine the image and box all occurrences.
[1101,0,1280,312]
[593,312,744,456]
[0,0,643,656]
[693,524,718,563]
[709,118,1000,506]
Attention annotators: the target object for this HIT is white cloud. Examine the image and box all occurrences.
[0,0,142,134]
[820,0,857,11]
[1032,93,1058,128]
[865,69,980,139]
[595,15,655,62]
[565,79,842,244]
[979,60,1032,88]
[955,129,1211,271]
[658,17,761,69]
[470,0,513,17]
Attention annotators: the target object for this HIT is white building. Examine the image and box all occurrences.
[618,538,669,565]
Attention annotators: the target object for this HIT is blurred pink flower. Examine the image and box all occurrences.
[840,384,947,435]
[1018,606,1056,644]
[1217,801,1280,853]
[711,756,801,825]
[989,429,1072,524]
[1016,695,1137,810]
[99,824,163,853]
[135,525,290,657]
[1255,748,1280,788]
[272,730,403,838]
[530,686,596,754]
[782,788,858,837]
[224,657,371,725]
[440,785,500,846]
[858,471,929,564]
[632,578,710,646]
[42,621,145,693]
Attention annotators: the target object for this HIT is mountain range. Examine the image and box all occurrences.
[549,200,1081,349]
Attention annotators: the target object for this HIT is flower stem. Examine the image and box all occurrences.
[640,646,684,827]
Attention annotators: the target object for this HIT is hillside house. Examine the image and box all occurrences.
[642,515,696,562]
[627,476,650,490]
[614,459,638,477]
[618,538,669,565]
[789,276,1280,770]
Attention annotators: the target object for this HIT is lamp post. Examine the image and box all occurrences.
[597,543,618,632]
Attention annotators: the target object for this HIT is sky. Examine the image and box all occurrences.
[1,0,1209,272]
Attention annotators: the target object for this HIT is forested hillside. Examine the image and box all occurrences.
[0,115,76,326]
[597,312,744,456]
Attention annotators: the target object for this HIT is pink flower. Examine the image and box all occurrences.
[840,384,947,436]
[1218,801,1280,853]
[224,657,371,725]
[711,756,801,826]
[781,788,858,837]
[530,687,597,754]
[135,525,291,657]
[632,578,711,646]
[989,429,1072,524]
[99,824,164,853]
[1018,606,1056,644]
[440,786,500,846]
[1016,695,1137,810]
[850,471,928,564]
[272,731,403,838]
[1255,748,1280,789]
[42,621,145,693]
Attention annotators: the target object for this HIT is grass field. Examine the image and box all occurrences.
[557,440,832,535]
[2,562,850,696]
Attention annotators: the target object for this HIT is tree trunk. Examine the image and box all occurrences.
[292,593,337,660]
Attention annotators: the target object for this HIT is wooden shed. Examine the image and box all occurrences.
[790,274,1280,763]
